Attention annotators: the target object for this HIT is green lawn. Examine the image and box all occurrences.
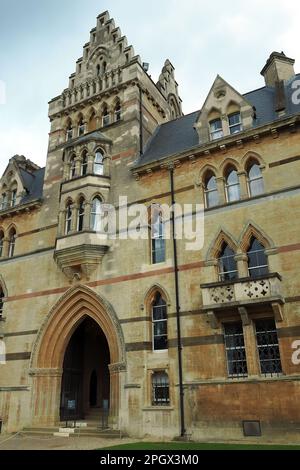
[100,442,300,451]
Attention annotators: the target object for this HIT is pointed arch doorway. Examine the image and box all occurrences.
[29,286,126,428]
[60,317,111,421]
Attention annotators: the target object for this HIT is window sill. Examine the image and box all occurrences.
[142,406,174,412]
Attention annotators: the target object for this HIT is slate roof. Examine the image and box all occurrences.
[64,130,112,149]
[20,167,45,205]
[135,74,300,168]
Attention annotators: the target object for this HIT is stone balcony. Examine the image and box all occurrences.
[201,273,285,328]
[54,231,110,282]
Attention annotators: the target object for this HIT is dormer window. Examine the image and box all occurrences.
[11,189,17,207]
[210,118,223,141]
[228,112,242,135]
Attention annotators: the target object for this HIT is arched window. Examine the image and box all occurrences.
[152,292,168,351]
[0,231,4,257]
[66,122,73,141]
[102,105,110,127]
[69,156,76,179]
[8,228,16,258]
[91,196,102,232]
[65,201,73,235]
[78,117,85,136]
[81,152,88,176]
[1,193,8,210]
[247,162,264,197]
[77,197,85,232]
[225,167,240,202]
[151,208,165,264]
[96,64,100,76]
[114,100,121,122]
[0,287,4,318]
[204,172,219,208]
[102,61,107,74]
[94,150,104,176]
[247,237,269,278]
[152,372,170,406]
[218,243,238,281]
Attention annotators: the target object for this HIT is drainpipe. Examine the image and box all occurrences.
[138,85,143,156]
[169,164,186,438]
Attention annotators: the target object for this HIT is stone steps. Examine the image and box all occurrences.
[21,426,123,439]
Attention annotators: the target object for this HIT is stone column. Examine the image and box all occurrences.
[58,210,66,237]
[71,204,78,233]
[83,84,88,99]
[235,253,249,278]
[64,163,71,181]
[2,237,9,258]
[242,322,260,376]
[265,248,279,273]
[87,154,94,174]
[83,202,92,231]
[30,369,63,427]
[203,259,219,283]
[238,171,249,200]
[108,363,126,429]
[215,177,226,205]
[75,156,82,177]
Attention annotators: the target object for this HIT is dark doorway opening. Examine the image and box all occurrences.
[60,317,110,421]
[89,370,98,407]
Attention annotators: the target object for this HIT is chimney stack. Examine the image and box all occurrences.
[261,51,295,88]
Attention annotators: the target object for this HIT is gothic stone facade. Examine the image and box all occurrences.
[0,11,300,441]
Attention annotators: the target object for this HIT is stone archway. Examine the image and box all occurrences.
[29,285,126,428]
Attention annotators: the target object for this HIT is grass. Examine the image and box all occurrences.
[100,442,300,451]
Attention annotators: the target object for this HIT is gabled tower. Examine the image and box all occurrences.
[43,11,182,282]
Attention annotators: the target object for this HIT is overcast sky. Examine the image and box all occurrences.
[0,0,299,175]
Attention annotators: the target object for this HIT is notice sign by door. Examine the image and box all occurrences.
[67,400,76,411]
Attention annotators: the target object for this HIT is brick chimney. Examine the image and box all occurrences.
[261,51,295,87]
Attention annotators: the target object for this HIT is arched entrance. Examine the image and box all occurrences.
[60,317,110,421]
[29,285,126,428]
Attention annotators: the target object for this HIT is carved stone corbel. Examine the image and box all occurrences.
[207,310,218,330]
[272,302,284,322]
[238,306,250,326]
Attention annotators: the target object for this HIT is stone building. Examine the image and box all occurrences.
[0,11,300,440]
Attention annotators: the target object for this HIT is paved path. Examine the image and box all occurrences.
[0,433,136,450]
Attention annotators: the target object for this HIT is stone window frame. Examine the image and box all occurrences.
[221,314,284,380]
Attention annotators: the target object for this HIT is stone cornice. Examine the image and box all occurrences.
[0,199,43,220]
[49,75,167,121]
